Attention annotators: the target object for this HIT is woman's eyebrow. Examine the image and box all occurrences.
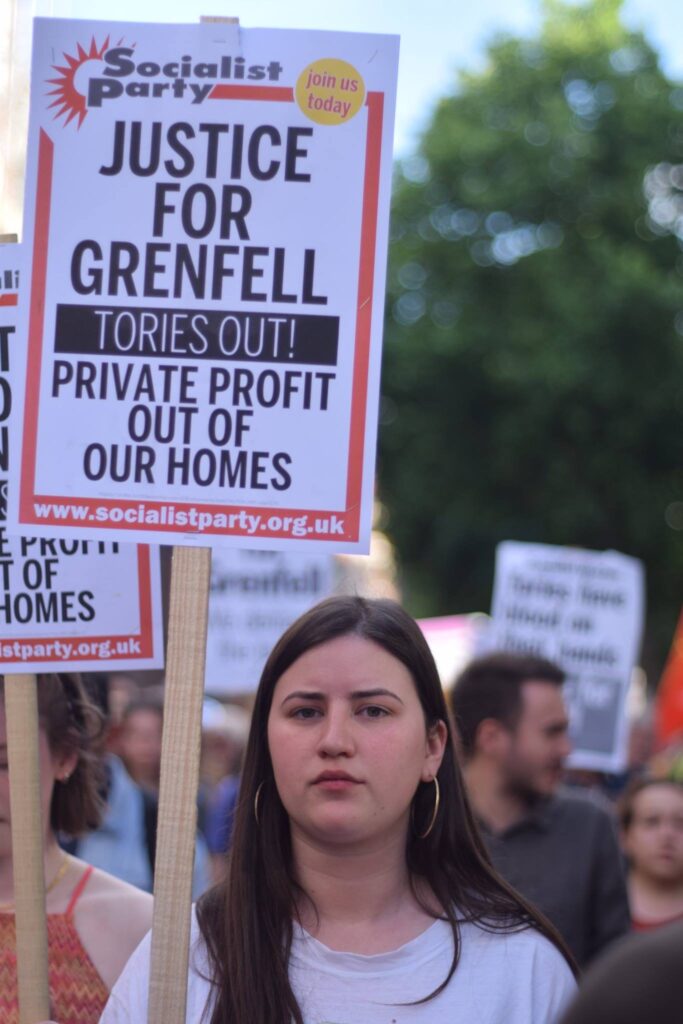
[281,690,326,706]
[280,688,404,706]
[351,688,404,704]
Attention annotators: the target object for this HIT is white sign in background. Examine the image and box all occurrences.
[0,242,164,673]
[489,541,645,773]
[205,547,334,694]
[10,20,398,552]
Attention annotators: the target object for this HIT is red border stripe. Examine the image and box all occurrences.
[136,546,154,656]
[21,129,54,520]
[345,92,383,515]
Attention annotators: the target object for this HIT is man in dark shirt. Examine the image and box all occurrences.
[450,652,630,966]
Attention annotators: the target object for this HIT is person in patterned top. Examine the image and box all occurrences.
[0,673,152,1024]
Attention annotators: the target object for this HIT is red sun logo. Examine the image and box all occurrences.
[46,36,132,127]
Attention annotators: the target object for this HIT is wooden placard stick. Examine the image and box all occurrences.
[4,675,50,1023]
[147,21,235,1022]
[2,232,49,1024]
[147,545,212,1024]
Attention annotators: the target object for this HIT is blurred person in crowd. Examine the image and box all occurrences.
[101,597,576,1023]
[619,777,683,930]
[450,652,630,965]
[117,691,164,794]
[200,698,250,791]
[65,676,211,898]
[627,712,655,774]
[0,674,151,1023]
[200,699,250,879]
[102,673,140,758]
[559,918,683,1024]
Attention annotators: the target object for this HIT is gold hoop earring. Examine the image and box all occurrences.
[254,781,265,826]
[414,777,440,840]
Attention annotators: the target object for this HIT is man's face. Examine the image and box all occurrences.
[499,680,571,803]
[119,708,163,783]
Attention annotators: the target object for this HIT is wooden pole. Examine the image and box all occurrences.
[148,546,212,1024]
[148,20,235,1021]
[4,675,51,1024]
[2,237,50,1021]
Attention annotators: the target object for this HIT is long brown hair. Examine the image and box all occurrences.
[197,597,576,1023]
[1,672,104,835]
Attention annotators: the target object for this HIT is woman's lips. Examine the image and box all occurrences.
[312,771,363,790]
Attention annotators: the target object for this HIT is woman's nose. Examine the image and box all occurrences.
[317,708,355,757]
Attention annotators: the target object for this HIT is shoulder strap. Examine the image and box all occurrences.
[65,863,95,918]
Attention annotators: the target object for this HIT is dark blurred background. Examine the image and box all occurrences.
[378,0,683,683]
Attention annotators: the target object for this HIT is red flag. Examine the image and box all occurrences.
[655,610,683,747]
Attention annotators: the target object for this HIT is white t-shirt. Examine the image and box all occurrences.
[100,912,576,1024]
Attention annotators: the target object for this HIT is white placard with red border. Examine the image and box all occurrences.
[9,19,398,552]
[1,242,164,673]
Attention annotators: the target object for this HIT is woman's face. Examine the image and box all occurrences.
[267,634,446,849]
[622,784,683,884]
[0,707,76,857]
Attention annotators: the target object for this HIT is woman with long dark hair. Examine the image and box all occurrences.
[102,596,576,1023]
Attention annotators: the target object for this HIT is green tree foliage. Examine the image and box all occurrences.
[379,0,683,675]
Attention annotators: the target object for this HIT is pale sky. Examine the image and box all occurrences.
[33,0,683,156]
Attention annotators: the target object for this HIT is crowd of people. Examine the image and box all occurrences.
[0,596,681,1022]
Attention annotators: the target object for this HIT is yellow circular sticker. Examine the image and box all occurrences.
[295,59,365,126]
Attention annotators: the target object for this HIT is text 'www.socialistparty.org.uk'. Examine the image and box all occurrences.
[32,501,347,538]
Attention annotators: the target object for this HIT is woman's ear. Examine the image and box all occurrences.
[422,719,447,781]
[52,748,78,783]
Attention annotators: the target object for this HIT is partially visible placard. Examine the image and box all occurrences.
[205,547,334,694]
[0,242,164,672]
[489,541,644,772]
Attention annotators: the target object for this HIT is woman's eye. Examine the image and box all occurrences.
[360,705,389,718]
[291,707,321,720]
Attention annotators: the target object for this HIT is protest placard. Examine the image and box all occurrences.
[10,19,398,553]
[3,239,164,1024]
[489,541,645,772]
[1,243,164,673]
[205,547,334,693]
